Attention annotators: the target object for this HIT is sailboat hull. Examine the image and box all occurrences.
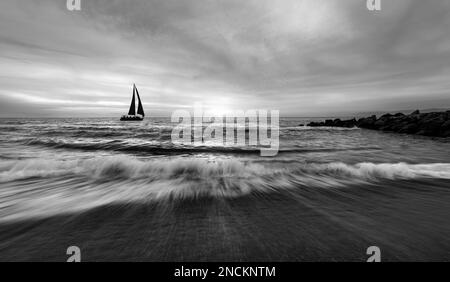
[120,116,144,121]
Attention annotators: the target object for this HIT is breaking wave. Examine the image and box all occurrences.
[1,157,450,222]
[2,156,450,185]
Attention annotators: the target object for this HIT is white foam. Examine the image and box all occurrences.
[2,157,450,184]
[315,162,450,180]
[1,157,450,222]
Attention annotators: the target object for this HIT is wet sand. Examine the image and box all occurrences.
[1,179,450,262]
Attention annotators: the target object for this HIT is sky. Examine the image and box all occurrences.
[0,0,450,117]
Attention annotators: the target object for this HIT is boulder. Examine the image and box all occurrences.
[439,120,450,137]
[357,115,377,129]
[442,120,450,130]
[341,118,357,128]
[397,123,419,134]
[307,121,325,127]
[380,113,393,119]
[307,118,357,128]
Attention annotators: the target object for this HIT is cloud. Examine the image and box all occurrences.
[0,0,449,117]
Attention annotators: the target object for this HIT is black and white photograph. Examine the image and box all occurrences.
[0,0,450,267]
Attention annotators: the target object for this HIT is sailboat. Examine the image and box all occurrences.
[120,84,145,121]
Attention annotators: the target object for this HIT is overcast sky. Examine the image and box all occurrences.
[1,0,450,117]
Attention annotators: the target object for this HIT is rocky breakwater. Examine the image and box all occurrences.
[306,110,450,137]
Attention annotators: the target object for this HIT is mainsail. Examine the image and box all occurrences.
[136,85,145,117]
[127,86,136,115]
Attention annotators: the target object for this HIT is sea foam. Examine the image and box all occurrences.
[1,157,450,222]
[2,156,450,184]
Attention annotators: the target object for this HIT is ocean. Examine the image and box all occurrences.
[0,117,450,261]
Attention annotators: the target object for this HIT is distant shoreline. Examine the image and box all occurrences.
[0,108,449,120]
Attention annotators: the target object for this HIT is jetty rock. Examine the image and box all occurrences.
[306,110,450,137]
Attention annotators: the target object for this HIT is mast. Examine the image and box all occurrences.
[136,84,145,117]
[127,85,136,115]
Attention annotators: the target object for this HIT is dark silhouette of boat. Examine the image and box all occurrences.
[121,84,145,121]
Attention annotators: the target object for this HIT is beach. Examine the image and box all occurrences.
[0,117,450,261]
